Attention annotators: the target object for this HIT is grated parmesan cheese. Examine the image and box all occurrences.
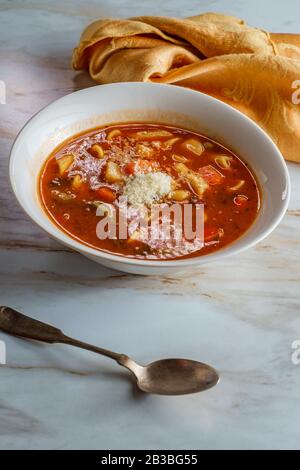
[124,172,172,206]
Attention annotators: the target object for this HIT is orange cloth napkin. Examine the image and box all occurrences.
[72,13,300,162]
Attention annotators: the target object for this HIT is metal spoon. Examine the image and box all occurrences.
[0,306,219,395]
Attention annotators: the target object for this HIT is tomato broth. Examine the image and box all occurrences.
[39,123,260,260]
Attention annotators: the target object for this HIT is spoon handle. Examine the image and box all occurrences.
[0,306,124,362]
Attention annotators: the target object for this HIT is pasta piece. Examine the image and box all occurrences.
[105,161,123,183]
[174,163,209,198]
[215,155,233,169]
[91,144,104,158]
[228,180,245,191]
[234,195,248,206]
[172,154,189,163]
[182,138,205,156]
[57,154,74,175]
[161,137,180,149]
[170,189,191,202]
[107,129,121,140]
[71,175,82,190]
[134,130,173,140]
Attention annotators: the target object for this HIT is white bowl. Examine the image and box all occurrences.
[10,83,290,275]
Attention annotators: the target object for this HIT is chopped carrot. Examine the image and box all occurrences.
[96,187,117,203]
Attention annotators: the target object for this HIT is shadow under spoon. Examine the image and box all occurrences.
[0,306,219,396]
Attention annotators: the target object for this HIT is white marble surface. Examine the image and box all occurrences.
[0,0,300,450]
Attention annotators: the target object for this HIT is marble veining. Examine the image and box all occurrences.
[0,0,300,450]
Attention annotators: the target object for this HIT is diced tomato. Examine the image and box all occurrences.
[95,187,117,203]
[234,195,248,207]
[124,162,136,175]
[204,225,223,242]
[198,165,223,185]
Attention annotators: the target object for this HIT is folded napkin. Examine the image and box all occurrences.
[72,13,300,162]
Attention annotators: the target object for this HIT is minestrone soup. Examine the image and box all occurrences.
[39,123,260,260]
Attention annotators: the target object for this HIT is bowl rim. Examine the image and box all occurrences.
[9,82,291,268]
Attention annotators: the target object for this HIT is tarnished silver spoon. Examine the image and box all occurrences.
[0,306,219,395]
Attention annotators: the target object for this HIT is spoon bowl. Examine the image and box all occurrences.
[137,359,219,395]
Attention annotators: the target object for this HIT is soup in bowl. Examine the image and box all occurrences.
[39,122,260,261]
[10,83,290,274]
